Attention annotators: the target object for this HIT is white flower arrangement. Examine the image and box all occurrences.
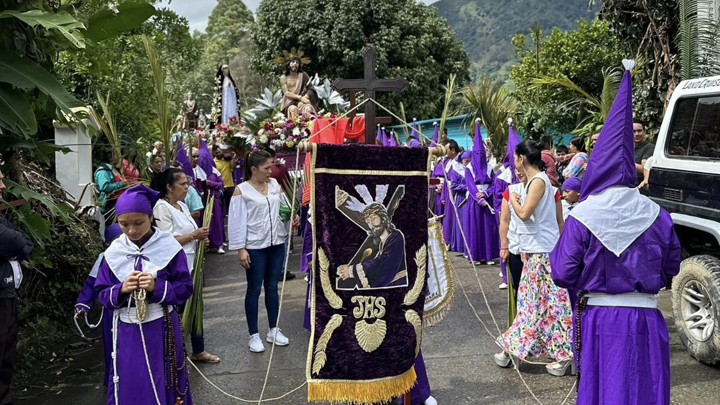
[259,134,268,144]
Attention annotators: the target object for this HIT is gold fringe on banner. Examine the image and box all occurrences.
[307,366,417,404]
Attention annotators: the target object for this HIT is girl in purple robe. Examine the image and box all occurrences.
[440,140,460,246]
[494,140,574,375]
[550,61,681,404]
[74,224,123,387]
[464,121,500,264]
[95,185,193,405]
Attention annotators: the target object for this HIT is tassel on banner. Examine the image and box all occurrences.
[308,366,416,404]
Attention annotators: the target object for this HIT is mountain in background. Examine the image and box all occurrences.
[433,0,598,81]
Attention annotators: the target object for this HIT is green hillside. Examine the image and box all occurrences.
[433,0,598,81]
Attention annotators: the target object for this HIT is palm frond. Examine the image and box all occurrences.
[530,74,601,110]
[459,77,517,157]
[142,34,176,162]
[676,0,720,79]
[599,67,622,118]
[439,74,457,140]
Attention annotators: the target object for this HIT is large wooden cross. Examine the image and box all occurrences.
[332,47,409,144]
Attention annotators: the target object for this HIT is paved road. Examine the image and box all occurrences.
[18,238,720,404]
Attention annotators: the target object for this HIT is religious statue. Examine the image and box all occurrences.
[214,64,241,125]
[275,48,318,119]
[198,109,207,129]
[183,91,198,131]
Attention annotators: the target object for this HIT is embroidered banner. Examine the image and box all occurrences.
[307,143,429,404]
[424,218,454,327]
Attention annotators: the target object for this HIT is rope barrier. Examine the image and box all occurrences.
[187,99,576,404]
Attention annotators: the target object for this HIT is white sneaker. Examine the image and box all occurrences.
[424,395,438,405]
[499,283,508,290]
[249,333,265,353]
[216,247,225,254]
[498,272,503,278]
[266,328,289,346]
[486,260,496,265]
[494,352,511,368]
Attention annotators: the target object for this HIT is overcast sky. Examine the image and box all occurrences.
[160,0,439,33]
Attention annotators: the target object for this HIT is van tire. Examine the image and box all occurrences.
[672,255,720,364]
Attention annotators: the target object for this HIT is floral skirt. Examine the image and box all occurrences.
[496,253,573,362]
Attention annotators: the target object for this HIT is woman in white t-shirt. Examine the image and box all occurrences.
[494,141,574,377]
[151,167,219,364]
[228,150,297,353]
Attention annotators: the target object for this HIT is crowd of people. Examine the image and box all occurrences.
[0,65,675,405]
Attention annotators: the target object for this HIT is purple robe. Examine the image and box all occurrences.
[401,351,431,405]
[430,158,446,217]
[464,167,499,262]
[440,174,454,246]
[95,242,194,405]
[205,171,226,249]
[550,211,681,405]
[448,168,467,254]
[75,270,112,387]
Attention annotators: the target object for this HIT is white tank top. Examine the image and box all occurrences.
[516,172,559,253]
[154,199,198,271]
[507,183,524,255]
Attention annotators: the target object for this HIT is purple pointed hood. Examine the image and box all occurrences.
[376,125,383,145]
[409,118,419,139]
[470,119,488,183]
[580,60,636,201]
[389,131,398,147]
[381,128,389,146]
[175,142,195,181]
[431,122,439,146]
[504,119,520,183]
[198,139,216,176]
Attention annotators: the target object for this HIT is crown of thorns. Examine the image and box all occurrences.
[273,47,311,66]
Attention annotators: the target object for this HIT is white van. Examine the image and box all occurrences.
[651,76,720,364]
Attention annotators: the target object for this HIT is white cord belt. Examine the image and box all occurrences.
[586,292,658,309]
[118,303,171,324]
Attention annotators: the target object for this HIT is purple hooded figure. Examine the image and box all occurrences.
[375,124,383,146]
[407,118,423,148]
[389,131,398,147]
[464,120,499,263]
[447,149,471,253]
[550,60,681,405]
[199,139,226,251]
[429,123,445,216]
[175,142,195,182]
[94,185,194,405]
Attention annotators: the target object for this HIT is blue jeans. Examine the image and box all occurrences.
[245,244,285,335]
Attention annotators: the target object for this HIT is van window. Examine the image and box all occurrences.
[667,96,720,159]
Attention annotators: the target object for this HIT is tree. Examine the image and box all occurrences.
[183,0,265,117]
[508,18,624,138]
[250,0,471,120]
[595,0,678,138]
[56,5,199,152]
